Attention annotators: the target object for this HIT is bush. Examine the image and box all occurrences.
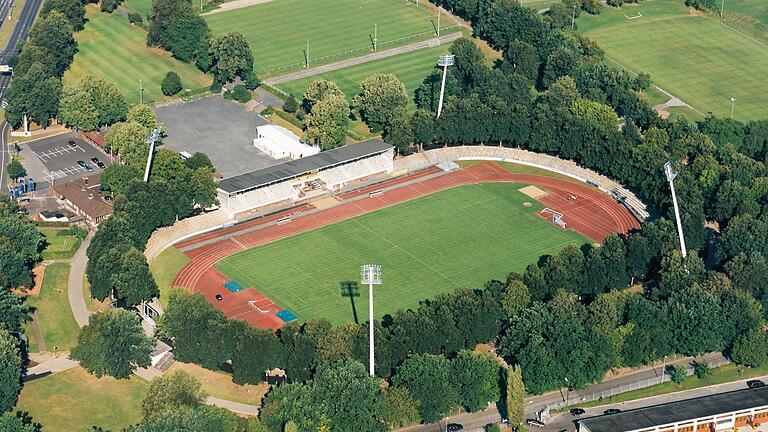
[223,90,233,100]
[244,74,261,90]
[232,84,251,103]
[260,106,274,117]
[128,12,142,24]
[282,94,298,113]
[161,71,182,96]
[59,225,88,240]
[209,81,222,94]
[692,360,711,379]
[666,365,687,385]
[100,0,122,12]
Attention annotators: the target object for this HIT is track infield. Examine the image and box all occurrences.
[172,162,638,328]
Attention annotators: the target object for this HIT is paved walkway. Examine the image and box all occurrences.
[68,231,92,328]
[207,397,259,416]
[201,0,274,15]
[26,357,79,376]
[264,33,462,85]
[29,312,46,353]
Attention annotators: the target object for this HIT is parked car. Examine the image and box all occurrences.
[90,157,105,168]
[747,380,766,389]
[67,140,77,147]
[604,408,622,415]
[570,408,586,416]
[525,419,545,428]
[446,424,464,432]
[77,160,94,172]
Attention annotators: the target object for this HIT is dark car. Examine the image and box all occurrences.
[747,380,766,389]
[446,423,463,432]
[525,419,545,428]
[90,157,105,168]
[604,408,622,415]
[67,140,77,147]
[215,294,223,301]
[570,408,586,416]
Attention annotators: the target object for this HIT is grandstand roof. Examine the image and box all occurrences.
[218,139,392,194]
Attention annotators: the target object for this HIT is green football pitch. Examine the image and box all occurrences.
[214,183,588,324]
[277,44,449,110]
[65,7,212,104]
[205,0,459,75]
[580,0,768,121]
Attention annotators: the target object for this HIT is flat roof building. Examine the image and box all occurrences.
[578,386,768,432]
[253,125,320,160]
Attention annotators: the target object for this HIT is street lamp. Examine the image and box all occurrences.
[564,377,570,406]
[361,264,381,377]
[139,79,144,105]
[662,355,668,384]
[571,5,576,30]
[436,54,455,118]
[730,97,736,118]
[663,162,687,258]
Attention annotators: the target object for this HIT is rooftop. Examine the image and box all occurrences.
[218,138,392,194]
[579,386,768,432]
[51,174,112,219]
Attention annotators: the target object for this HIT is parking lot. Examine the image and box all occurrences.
[155,96,282,178]
[19,132,111,191]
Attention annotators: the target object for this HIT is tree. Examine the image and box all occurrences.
[0,328,22,414]
[0,290,32,333]
[190,167,218,209]
[410,109,435,145]
[692,360,711,379]
[58,87,99,131]
[414,69,459,112]
[127,104,163,131]
[392,354,459,423]
[231,326,283,384]
[147,0,209,64]
[283,95,298,113]
[501,280,530,318]
[6,159,25,181]
[0,412,39,432]
[104,122,150,167]
[302,79,344,113]
[4,63,63,128]
[666,364,687,385]
[40,0,84,31]
[382,107,413,154]
[184,152,213,171]
[352,74,408,131]
[303,93,349,150]
[502,39,539,81]
[381,387,420,429]
[112,247,159,306]
[27,11,76,77]
[71,309,153,379]
[141,370,207,419]
[100,164,142,198]
[208,32,254,83]
[505,366,525,427]
[0,216,45,289]
[452,350,501,412]
[231,84,251,103]
[72,75,129,127]
[161,71,183,96]
[127,406,238,432]
[729,328,768,367]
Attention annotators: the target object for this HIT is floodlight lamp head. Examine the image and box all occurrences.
[145,128,161,144]
[663,161,677,182]
[731,97,736,102]
[360,264,382,285]
[437,54,455,67]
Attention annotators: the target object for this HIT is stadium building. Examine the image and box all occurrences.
[578,386,768,432]
[217,139,394,217]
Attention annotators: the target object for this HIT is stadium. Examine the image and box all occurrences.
[154,145,646,330]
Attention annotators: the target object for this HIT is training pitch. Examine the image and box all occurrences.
[581,0,768,121]
[213,183,588,324]
[205,0,458,74]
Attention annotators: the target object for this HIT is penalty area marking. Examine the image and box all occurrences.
[625,12,643,20]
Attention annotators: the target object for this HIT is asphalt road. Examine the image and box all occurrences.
[0,0,43,195]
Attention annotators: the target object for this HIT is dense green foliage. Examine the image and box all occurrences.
[161,72,182,96]
[0,328,22,414]
[59,75,129,130]
[141,371,207,419]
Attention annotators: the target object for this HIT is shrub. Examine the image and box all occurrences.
[260,106,274,117]
[283,94,298,113]
[244,74,261,90]
[59,225,88,240]
[128,12,142,24]
[209,81,222,94]
[232,84,251,103]
[161,71,182,96]
[692,360,711,379]
[100,0,122,12]
[666,365,687,385]
[223,90,233,100]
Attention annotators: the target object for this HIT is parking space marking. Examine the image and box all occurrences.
[34,144,86,161]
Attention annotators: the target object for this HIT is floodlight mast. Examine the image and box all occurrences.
[143,128,162,183]
[361,264,382,377]
[436,54,455,119]
[664,161,687,258]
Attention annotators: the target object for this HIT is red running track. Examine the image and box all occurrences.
[172,162,639,329]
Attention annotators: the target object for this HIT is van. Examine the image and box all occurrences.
[179,151,192,161]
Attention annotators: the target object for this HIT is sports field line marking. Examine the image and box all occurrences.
[217,259,310,308]
[712,18,768,50]
[349,217,462,288]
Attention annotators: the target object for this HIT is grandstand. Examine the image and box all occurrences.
[217,139,394,217]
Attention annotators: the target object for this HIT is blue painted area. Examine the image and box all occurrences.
[224,280,244,292]
[276,309,298,323]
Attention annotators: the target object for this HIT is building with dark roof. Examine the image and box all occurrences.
[578,386,768,432]
[51,173,112,225]
[217,139,394,217]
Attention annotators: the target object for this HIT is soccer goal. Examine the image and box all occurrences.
[625,12,643,20]
[248,299,273,313]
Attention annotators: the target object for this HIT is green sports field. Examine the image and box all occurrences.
[277,44,449,109]
[214,183,588,324]
[726,0,768,23]
[205,0,459,75]
[65,6,211,104]
[580,0,768,121]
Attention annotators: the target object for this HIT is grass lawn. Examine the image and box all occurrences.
[726,0,768,23]
[580,0,768,121]
[16,367,147,431]
[167,362,269,405]
[65,6,212,104]
[277,44,449,110]
[565,363,768,410]
[205,0,460,74]
[26,263,80,352]
[215,183,588,324]
[122,0,152,18]
[150,246,190,308]
[39,228,81,260]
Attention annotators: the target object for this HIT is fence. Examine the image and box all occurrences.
[256,26,461,75]
[544,356,732,414]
